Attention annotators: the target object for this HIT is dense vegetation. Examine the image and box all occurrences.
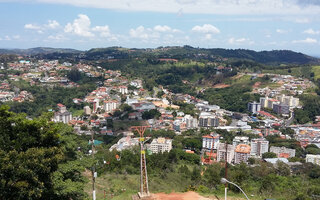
[1,79,97,117]
[0,106,89,200]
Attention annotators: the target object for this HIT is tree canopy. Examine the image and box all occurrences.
[0,106,87,200]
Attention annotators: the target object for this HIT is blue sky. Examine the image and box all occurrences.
[0,0,320,55]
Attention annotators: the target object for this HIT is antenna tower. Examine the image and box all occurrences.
[131,126,151,198]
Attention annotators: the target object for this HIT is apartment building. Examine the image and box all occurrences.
[150,137,172,154]
[250,138,269,157]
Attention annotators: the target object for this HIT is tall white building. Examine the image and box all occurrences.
[235,144,251,164]
[183,114,198,129]
[248,101,261,114]
[202,133,220,150]
[118,86,128,94]
[306,154,320,166]
[250,138,269,157]
[53,104,72,124]
[150,137,172,154]
[199,112,219,127]
[276,94,299,108]
[217,143,235,163]
[260,96,279,109]
[84,106,91,115]
[104,100,120,112]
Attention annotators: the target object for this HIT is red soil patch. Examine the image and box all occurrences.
[153,191,211,200]
[212,84,230,88]
[253,81,261,88]
[231,74,243,80]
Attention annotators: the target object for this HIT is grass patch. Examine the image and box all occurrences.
[70,108,84,117]
[311,66,320,80]
[258,82,281,89]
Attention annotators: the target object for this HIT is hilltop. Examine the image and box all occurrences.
[0,46,319,65]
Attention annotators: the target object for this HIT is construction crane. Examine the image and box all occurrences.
[131,126,151,198]
[203,137,215,164]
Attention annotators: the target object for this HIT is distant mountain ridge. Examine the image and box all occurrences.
[0,47,82,55]
[0,46,319,65]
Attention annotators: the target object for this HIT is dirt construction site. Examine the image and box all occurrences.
[132,191,246,200]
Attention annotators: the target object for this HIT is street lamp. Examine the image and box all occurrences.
[221,178,249,200]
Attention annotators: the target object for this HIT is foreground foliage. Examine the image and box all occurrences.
[0,106,88,200]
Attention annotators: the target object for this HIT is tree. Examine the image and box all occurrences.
[67,68,83,82]
[276,161,290,176]
[0,106,87,200]
[142,109,161,120]
[262,152,277,159]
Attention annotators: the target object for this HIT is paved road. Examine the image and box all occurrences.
[285,111,294,127]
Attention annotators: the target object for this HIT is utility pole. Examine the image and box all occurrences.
[91,131,96,200]
[224,141,228,200]
[131,126,150,198]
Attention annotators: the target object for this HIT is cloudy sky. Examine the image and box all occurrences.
[0,0,320,55]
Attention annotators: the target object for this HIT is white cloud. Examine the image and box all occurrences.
[205,34,212,40]
[64,14,94,37]
[24,24,41,30]
[303,28,320,35]
[12,35,20,39]
[24,20,60,34]
[276,29,288,34]
[154,25,171,32]
[4,36,11,41]
[46,20,60,29]
[92,25,111,37]
[153,25,181,33]
[129,26,159,39]
[48,34,66,41]
[12,0,320,15]
[292,38,317,44]
[228,37,254,45]
[295,18,310,23]
[192,24,220,34]
[129,25,182,41]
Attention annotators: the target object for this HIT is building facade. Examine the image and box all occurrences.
[233,136,249,147]
[202,133,220,150]
[199,112,219,127]
[234,144,251,164]
[53,103,72,124]
[217,143,235,163]
[273,103,290,115]
[270,146,296,158]
[150,137,172,154]
[248,101,261,114]
[306,154,320,166]
[250,138,269,157]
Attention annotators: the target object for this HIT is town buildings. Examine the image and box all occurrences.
[109,136,140,151]
[202,133,220,150]
[198,112,219,127]
[149,137,172,154]
[104,100,120,112]
[234,144,251,164]
[270,146,296,158]
[248,101,261,114]
[233,136,249,147]
[306,154,320,166]
[250,138,269,157]
[84,106,91,115]
[53,104,72,124]
[217,143,235,163]
[273,103,290,115]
